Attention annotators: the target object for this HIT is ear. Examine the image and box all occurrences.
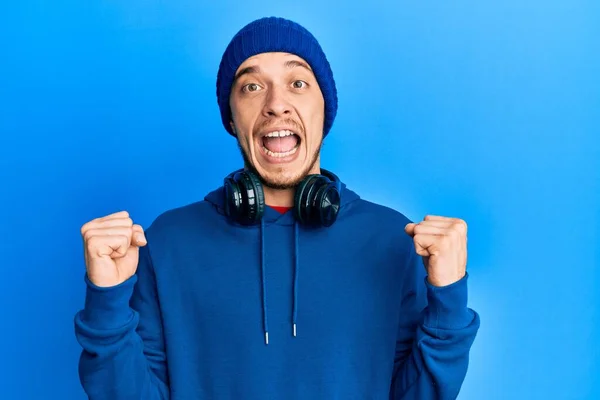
[229,121,236,135]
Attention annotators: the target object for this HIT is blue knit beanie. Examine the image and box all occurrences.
[216,17,338,137]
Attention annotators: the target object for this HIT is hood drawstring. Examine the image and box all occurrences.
[293,220,299,338]
[259,218,301,345]
[260,219,269,345]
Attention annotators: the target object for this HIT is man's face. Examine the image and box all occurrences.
[229,52,325,189]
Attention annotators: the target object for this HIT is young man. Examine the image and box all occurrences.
[74,17,480,400]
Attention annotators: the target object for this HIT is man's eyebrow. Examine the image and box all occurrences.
[233,65,260,83]
[233,60,312,83]
[285,60,312,72]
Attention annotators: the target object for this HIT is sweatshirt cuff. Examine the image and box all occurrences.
[80,274,137,330]
[423,273,473,330]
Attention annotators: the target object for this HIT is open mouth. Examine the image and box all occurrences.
[261,130,301,158]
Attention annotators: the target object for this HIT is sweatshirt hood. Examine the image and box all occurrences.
[202,177,360,344]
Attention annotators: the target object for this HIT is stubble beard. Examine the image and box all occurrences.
[237,140,323,190]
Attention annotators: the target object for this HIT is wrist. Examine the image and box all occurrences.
[426,271,466,287]
[80,273,137,330]
[423,273,474,330]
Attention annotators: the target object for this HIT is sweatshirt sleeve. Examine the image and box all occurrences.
[390,246,481,400]
[73,243,169,400]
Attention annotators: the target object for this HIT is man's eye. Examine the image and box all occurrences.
[243,83,261,92]
[292,80,308,89]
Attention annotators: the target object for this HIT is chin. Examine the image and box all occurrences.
[254,150,310,189]
[237,126,322,189]
[258,168,306,190]
[239,146,319,191]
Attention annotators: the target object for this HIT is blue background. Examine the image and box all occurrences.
[1,1,598,399]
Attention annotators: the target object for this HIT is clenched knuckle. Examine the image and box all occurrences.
[86,235,98,248]
[80,223,90,236]
[450,221,463,234]
[83,229,94,241]
[414,224,425,234]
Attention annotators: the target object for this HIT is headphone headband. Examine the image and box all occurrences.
[223,168,342,227]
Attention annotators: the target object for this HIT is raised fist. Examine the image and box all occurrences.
[80,211,147,287]
[404,215,468,287]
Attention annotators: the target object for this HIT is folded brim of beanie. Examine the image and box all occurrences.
[216,16,338,137]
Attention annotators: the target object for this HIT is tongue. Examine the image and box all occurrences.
[263,135,298,153]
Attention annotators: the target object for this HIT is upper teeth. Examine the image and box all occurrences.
[265,130,295,137]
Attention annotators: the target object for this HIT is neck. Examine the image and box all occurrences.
[262,162,321,207]
[263,187,295,207]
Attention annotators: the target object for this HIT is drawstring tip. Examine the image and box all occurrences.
[265,332,269,345]
[293,323,297,337]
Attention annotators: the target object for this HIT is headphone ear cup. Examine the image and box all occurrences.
[295,175,327,225]
[294,175,315,224]
[224,177,242,220]
[314,182,341,227]
[236,171,265,224]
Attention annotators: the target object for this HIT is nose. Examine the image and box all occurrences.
[262,86,291,118]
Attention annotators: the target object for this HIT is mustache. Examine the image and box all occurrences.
[255,118,304,135]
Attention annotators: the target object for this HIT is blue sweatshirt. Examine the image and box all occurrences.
[74,182,480,399]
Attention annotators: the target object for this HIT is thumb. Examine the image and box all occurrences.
[131,224,147,246]
[411,232,436,257]
[413,238,430,256]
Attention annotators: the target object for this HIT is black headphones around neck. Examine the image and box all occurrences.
[223,168,342,227]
